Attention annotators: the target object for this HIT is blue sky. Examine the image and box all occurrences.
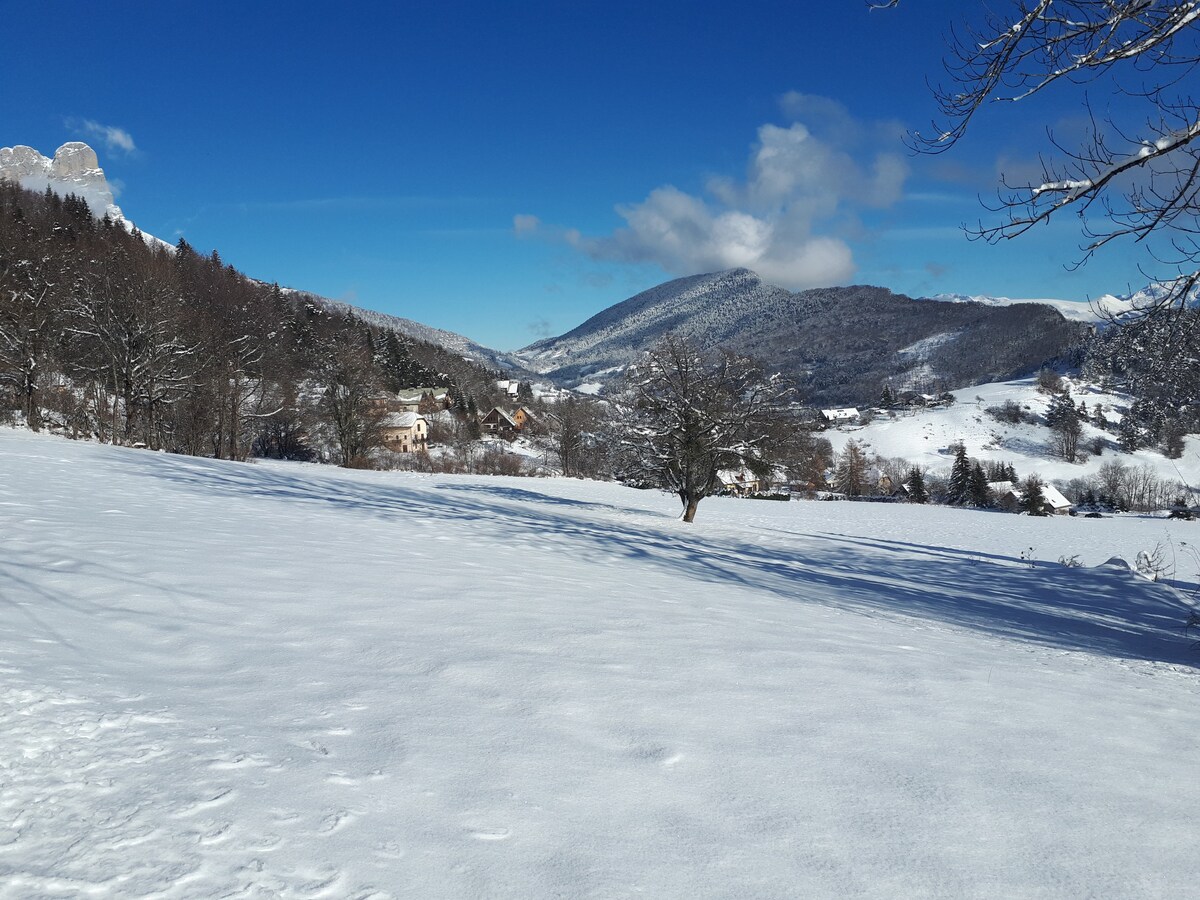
[1,1,1157,350]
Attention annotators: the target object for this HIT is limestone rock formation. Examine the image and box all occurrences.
[0,141,123,220]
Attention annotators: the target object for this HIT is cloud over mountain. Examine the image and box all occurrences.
[517,95,908,290]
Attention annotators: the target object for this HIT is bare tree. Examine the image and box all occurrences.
[68,243,200,447]
[315,330,385,467]
[879,1,1200,312]
[539,394,607,477]
[618,335,796,523]
[0,231,62,431]
[833,439,870,497]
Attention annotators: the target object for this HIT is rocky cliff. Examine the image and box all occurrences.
[0,142,123,220]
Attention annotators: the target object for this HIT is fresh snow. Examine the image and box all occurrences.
[827,375,1200,490]
[930,280,1200,324]
[1,427,1198,898]
[927,292,1107,322]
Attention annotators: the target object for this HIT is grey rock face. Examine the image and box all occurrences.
[0,142,123,220]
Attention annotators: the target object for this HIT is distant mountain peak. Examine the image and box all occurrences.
[514,270,1087,403]
[0,142,123,221]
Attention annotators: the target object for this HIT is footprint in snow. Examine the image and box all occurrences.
[468,827,511,841]
[318,809,356,835]
[176,787,236,817]
[374,840,405,860]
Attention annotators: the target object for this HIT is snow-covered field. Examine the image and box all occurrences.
[825,375,1200,490]
[1,428,1198,899]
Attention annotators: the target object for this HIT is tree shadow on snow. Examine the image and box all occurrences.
[128,453,1199,669]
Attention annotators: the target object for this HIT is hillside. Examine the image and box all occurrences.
[288,289,529,374]
[823,374,1200,495]
[516,269,1088,403]
[2,427,1197,897]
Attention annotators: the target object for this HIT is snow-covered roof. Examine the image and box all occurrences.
[483,407,518,427]
[997,482,1071,511]
[396,387,448,403]
[821,408,860,421]
[381,412,424,429]
[718,468,759,486]
[1040,483,1072,510]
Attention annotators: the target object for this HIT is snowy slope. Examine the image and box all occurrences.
[824,375,1200,490]
[932,280,1200,324]
[514,270,1084,402]
[1,428,1197,898]
[928,292,1103,322]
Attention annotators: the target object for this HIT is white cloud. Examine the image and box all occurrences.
[74,119,137,154]
[512,213,541,236]
[550,96,907,290]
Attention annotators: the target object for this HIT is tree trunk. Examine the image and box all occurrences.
[23,371,40,432]
[681,496,700,523]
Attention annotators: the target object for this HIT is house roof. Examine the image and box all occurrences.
[994,481,1072,510]
[1040,483,1072,509]
[395,387,449,403]
[482,407,518,427]
[821,407,860,420]
[718,468,759,485]
[381,412,425,429]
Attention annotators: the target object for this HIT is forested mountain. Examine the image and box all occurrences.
[292,290,529,374]
[0,181,505,462]
[516,268,1090,404]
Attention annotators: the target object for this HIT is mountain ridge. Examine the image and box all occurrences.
[513,269,1090,404]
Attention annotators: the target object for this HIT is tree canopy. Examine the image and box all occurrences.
[879,0,1200,311]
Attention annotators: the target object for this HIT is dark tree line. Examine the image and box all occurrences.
[1086,310,1200,457]
[0,181,504,464]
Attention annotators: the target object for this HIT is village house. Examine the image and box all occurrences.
[495,380,522,400]
[991,481,1073,515]
[820,407,860,426]
[367,388,451,416]
[511,406,536,430]
[379,412,428,453]
[395,387,452,413]
[480,407,519,437]
[719,468,762,496]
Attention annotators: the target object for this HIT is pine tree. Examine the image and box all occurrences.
[1045,390,1077,429]
[880,384,895,408]
[1019,475,1047,516]
[905,466,928,503]
[969,462,991,507]
[1118,417,1143,452]
[948,443,971,505]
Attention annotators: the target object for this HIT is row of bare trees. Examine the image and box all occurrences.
[0,181,502,464]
